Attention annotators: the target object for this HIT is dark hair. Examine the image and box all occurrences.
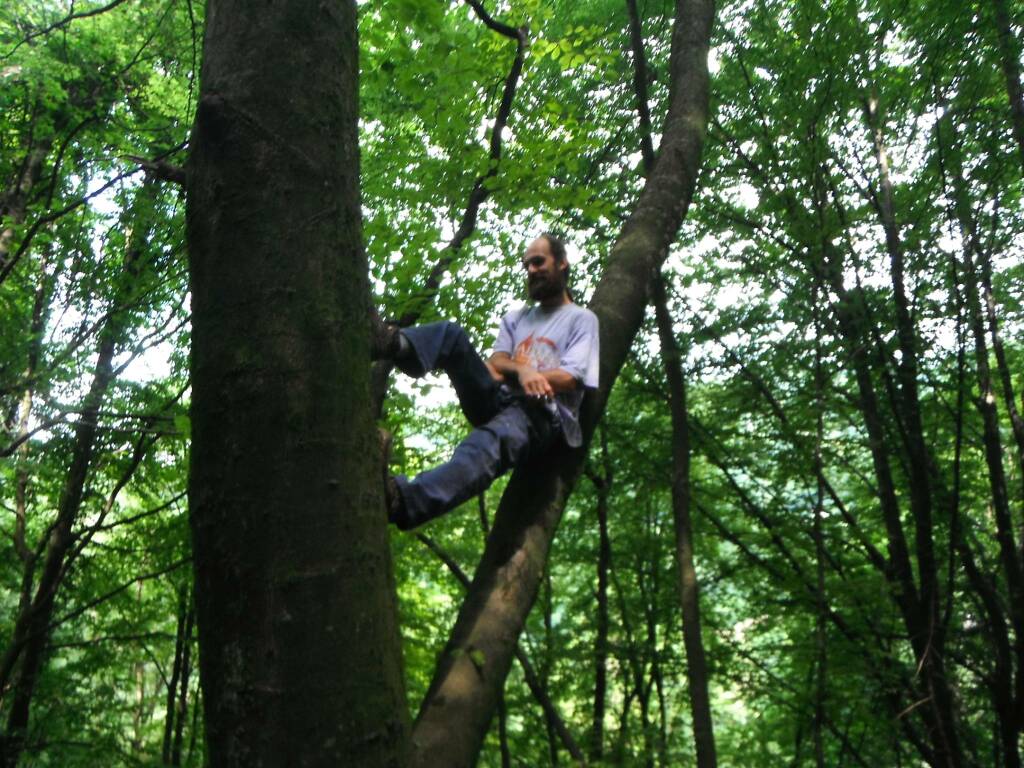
[540,231,573,300]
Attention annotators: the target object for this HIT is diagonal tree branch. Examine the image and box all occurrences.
[396,0,528,328]
[409,0,715,763]
[416,533,587,766]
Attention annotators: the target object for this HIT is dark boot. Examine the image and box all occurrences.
[379,428,409,528]
[369,312,401,361]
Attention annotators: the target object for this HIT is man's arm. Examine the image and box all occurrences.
[488,352,578,398]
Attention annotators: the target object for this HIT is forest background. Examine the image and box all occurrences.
[1,0,1023,765]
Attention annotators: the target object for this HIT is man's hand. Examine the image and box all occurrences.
[488,351,577,396]
[518,367,554,399]
[485,361,506,383]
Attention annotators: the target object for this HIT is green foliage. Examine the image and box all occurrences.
[2,0,1024,765]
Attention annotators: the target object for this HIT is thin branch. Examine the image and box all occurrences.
[47,556,191,635]
[464,0,519,39]
[70,490,185,536]
[4,0,134,59]
[0,167,135,286]
[395,5,528,327]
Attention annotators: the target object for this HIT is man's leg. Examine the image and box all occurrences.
[397,321,503,426]
[391,402,557,530]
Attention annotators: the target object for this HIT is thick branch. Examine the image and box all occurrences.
[131,156,187,187]
[415,534,587,766]
[410,0,715,763]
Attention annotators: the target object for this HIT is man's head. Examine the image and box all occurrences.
[523,232,571,304]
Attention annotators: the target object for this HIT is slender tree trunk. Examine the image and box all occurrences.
[0,141,51,271]
[541,572,560,766]
[409,1,715,763]
[132,657,146,755]
[163,588,189,764]
[186,690,200,768]
[589,436,612,764]
[978,244,1024,735]
[497,692,512,768]
[943,116,1024,735]
[991,0,1024,169]
[936,105,1024,750]
[614,684,637,764]
[652,274,716,768]
[185,1,408,765]
[812,295,828,768]
[958,239,1024,740]
[171,598,194,767]
[611,551,646,766]
[639,567,668,768]
[625,0,656,171]
[5,250,53,679]
[807,151,965,765]
[949,276,1020,768]
[638,675,654,768]
[863,99,966,765]
[1,320,120,766]
[977,244,1024,505]
[863,95,942,638]
[0,197,157,762]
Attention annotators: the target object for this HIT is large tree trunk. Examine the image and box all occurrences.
[185,1,409,765]
[408,1,715,765]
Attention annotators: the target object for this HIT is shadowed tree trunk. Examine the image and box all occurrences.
[171,597,194,767]
[936,109,1024,751]
[587,430,612,763]
[185,1,408,765]
[991,0,1024,169]
[162,587,189,765]
[408,0,715,763]
[0,139,51,272]
[811,292,828,768]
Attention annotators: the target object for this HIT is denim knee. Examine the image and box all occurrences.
[439,321,471,353]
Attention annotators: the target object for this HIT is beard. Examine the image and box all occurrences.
[528,272,565,302]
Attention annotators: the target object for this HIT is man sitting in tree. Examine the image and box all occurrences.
[371,232,600,530]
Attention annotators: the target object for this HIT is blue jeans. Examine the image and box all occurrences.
[392,322,559,530]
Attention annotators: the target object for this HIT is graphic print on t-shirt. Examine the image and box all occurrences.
[513,333,561,372]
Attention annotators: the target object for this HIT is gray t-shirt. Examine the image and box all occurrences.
[494,303,600,447]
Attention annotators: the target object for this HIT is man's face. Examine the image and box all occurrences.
[522,237,566,302]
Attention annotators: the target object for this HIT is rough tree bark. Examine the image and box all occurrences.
[408,0,715,764]
[185,1,408,765]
